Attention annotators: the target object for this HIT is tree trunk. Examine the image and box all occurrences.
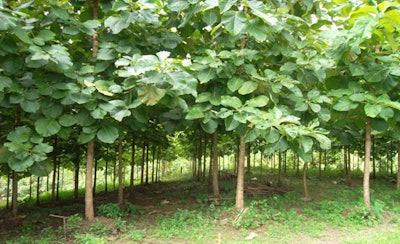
[372,135,376,180]
[302,160,310,201]
[118,138,124,209]
[141,141,145,185]
[318,148,322,180]
[203,132,207,180]
[145,141,149,184]
[363,117,372,207]
[11,171,18,217]
[152,146,155,183]
[346,146,352,187]
[85,140,95,221]
[56,156,61,200]
[36,177,40,206]
[278,152,282,184]
[235,136,245,209]
[51,137,58,200]
[197,133,202,181]
[212,131,219,197]
[105,149,108,193]
[29,176,32,201]
[246,143,251,173]
[397,142,400,189]
[130,138,135,190]
[84,0,98,222]
[6,169,10,209]
[93,157,98,196]
[74,155,79,200]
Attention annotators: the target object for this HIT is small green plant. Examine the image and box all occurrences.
[98,203,127,219]
[88,222,109,237]
[67,214,83,234]
[127,225,146,242]
[349,201,384,226]
[74,233,106,244]
[233,200,281,229]
[114,217,127,233]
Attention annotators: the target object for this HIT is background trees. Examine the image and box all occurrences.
[1,0,400,217]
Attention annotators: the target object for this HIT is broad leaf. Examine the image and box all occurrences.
[221,10,247,36]
[97,125,119,144]
[238,81,258,95]
[35,118,61,137]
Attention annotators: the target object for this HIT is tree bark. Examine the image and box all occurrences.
[235,136,245,209]
[141,141,145,185]
[145,141,149,184]
[397,142,400,189]
[93,157,98,196]
[118,138,124,209]
[346,146,352,187]
[212,131,219,197]
[11,171,18,217]
[130,138,135,191]
[85,140,95,221]
[74,155,80,200]
[363,117,371,207]
[302,160,310,201]
[36,177,40,206]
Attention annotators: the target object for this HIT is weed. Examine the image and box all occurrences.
[73,233,106,244]
[127,225,146,242]
[233,199,281,229]
[88,222,109,237]
[67,214,83,234]
[97,203,126,219]
[114,217,127,232]
[155,209,213,241]
[348,201,384,226]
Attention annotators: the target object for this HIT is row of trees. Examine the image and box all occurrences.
[1,0,400,220]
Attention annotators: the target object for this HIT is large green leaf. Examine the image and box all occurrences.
[168,0,190,11]
[238,81,258,95]
[221,96,242,109]
[185,106,204,120]
[201,119,218,134]
[104,11,134,34]
[137,85,166,106]
[7,126,32,143]
[332,98,359,111]
[35,118,61,137]
[221,10,247,35]
[245,95,269,108]
[97,124,119,144]
[225,115,240,131]
[30,160,53,177]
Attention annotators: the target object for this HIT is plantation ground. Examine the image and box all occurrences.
[1,171,400,244]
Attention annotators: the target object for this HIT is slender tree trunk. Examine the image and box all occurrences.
[118,138,124,209]
[197,133,202,181]
[203,133,207,180]
[302,160,310,201]
[93,157,98,195]
[6,169,10,209]
[105,149,108,193]
[11,171,18,217]
[235,136,245,209]
[145,141,149,184]
[346,146,352,187]
[364,117,372,207]
[130,138,135,190]
[212,131,219,197]
[74,156,80,200]
[278,152,282,184]
[318,148,322,180]
[29,176,32,201]
[246,143,251,173]
[152,145,155,183]
[56,157,60,200]
[84,0,98,222]
[141,141,145,185]
[51,137,58,200]
[372,135,376,179]
[36,177,40,206]
[260,151,263,176]
[113,162,116,190]
[85,140,95,221]
[397,142,400,189]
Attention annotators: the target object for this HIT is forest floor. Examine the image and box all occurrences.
[1,171,400,243]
